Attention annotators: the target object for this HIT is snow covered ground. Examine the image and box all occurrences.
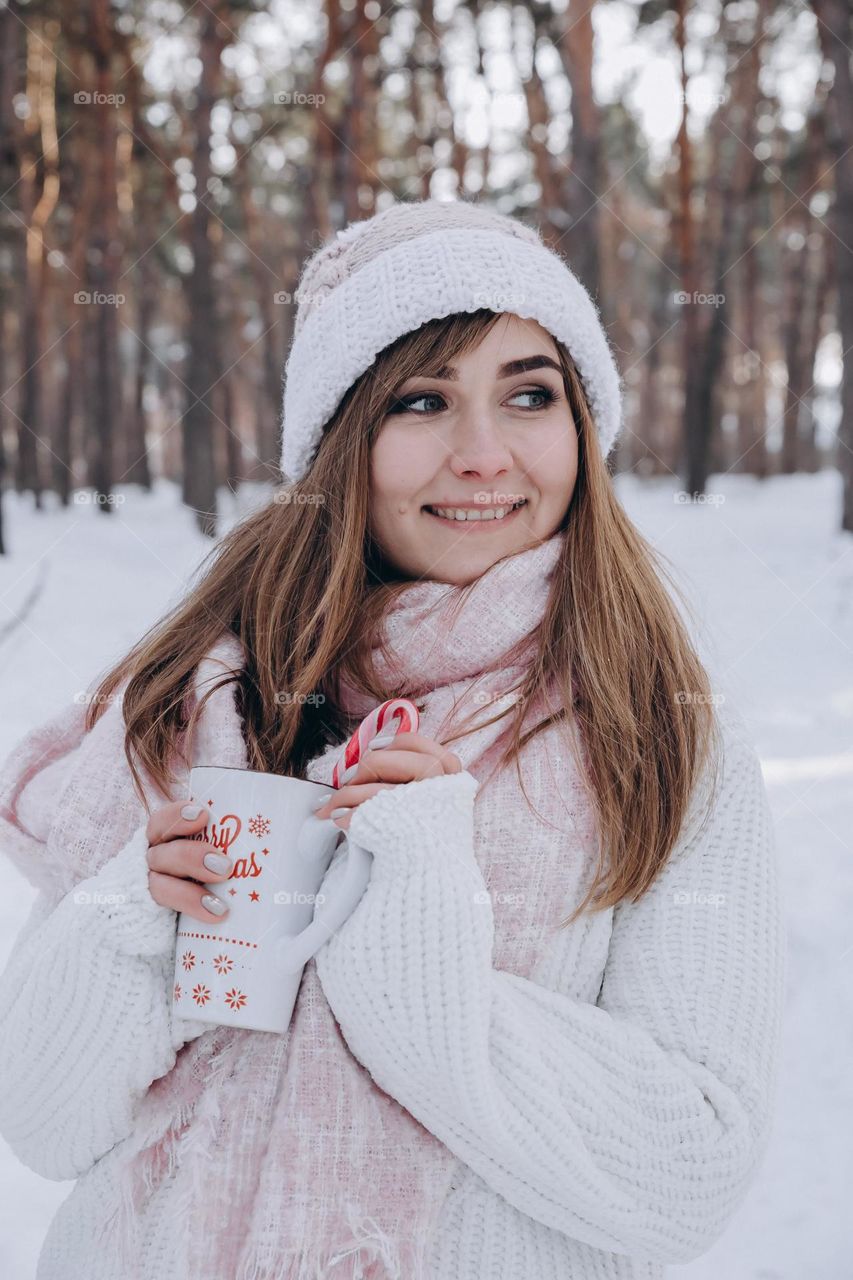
[0,470,850,1279]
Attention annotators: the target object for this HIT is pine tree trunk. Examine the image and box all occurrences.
[86,0,122,513]
[811,0,853,531]
[181,1,228,537]
[801,230,830,472]
[551,1,601,303]
[0,3,26,543]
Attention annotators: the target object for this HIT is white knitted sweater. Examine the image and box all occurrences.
[0,703,786,1279]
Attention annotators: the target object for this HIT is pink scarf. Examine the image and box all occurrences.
[0,529,598,1279]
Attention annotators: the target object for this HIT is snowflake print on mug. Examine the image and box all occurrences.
[192,984,211,1006]
[173,983,182,1002]
[225,988,248,1011]
[181,950,196,972]
[248,813,271,838]
[213,953,233,975]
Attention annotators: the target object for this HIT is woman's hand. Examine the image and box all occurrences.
[313,731,464,832]
[146,801,234,923]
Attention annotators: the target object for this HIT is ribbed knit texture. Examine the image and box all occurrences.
[0,533,786,1279]
[280,198,624,482]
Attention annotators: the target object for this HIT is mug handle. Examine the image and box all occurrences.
[274,834,373,976]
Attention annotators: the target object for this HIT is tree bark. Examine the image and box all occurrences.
[550,0,602,302]
[0,1,27,548]
[780,108,824,473]
[235,144,284,480]
[303,0,342,244]
[736,212,769,478]
[85,0,123,513]
[347,0,381,221]
[681,0,766,495]
[181,0,229,537]
[811,0,853,530]
[17,20,61,507]
[801,227,830,472]
[516,8,562,242]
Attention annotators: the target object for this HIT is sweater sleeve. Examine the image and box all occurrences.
[0,822,208,1182]
[314,718,787,1266]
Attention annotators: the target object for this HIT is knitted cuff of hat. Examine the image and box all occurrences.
[279,198,624,484]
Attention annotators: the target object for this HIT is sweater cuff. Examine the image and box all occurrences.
[71,822,179,957]
[346,769,480,882]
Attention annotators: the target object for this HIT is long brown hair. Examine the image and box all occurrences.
[87,308,721,926]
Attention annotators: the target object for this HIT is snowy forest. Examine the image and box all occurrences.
[0,0,851,540]
[0,2,851,1279]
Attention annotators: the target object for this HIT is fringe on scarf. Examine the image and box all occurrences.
[168,1032,246,1237]
[234,1197,438,1280]
[90,1027,238,1270]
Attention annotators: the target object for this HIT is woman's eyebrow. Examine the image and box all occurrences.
[427,355,562,381]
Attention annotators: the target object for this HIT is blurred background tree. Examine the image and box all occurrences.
[0,0,846,542]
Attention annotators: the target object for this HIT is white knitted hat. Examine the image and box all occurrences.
[279,199,624,483]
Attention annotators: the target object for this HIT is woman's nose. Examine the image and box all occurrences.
[448,414,514,477]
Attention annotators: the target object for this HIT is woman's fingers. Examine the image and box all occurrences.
[147,836,233,884]
[347,733,462,787]
[314,733,464,822]
[314,781,397,824]
[146,798,210,846]
[382,732,463,773]
[146,798,234,923]
[148,869,233,924]
[351,748,444,786]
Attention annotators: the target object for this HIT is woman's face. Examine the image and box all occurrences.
[368,314,579,585]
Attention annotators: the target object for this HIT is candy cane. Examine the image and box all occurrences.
[332,698,420,789]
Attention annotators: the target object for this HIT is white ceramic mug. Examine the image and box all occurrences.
[172,764,372,1034]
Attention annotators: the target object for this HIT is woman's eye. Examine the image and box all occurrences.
[509,386,557,410]
[387,385,558,416]
[387,392,445,415]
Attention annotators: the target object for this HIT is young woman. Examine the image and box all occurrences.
[0,199,785,1280]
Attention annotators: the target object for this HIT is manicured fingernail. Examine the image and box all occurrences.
[329,807,349,820]
[204,853,231,875]
[338,763,359,786]
[310,795,329,811]
[368,733,396,749]
[182,803,204,820]
[201,894,228,916]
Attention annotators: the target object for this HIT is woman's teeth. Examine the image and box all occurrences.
[424,500,526,522]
